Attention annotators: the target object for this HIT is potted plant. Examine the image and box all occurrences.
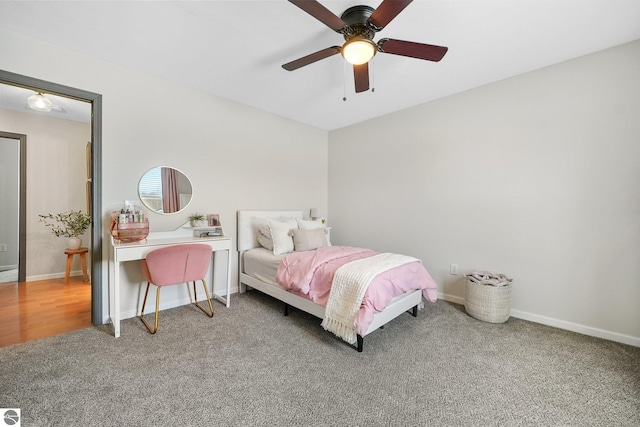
[188,213,206,227]
[39,210,92,250]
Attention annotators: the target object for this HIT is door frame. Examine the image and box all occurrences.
[0,131,26,282]
[0,69,103,325]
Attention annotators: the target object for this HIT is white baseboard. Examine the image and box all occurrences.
[438,292,464,305]
[438,292,639,348]
[509,309,640,347]
[26,270,88,282]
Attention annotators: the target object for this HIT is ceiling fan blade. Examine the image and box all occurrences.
[353,63,370,93]
[368,0,413,31]
[282,46,341,71]
[378,38,448,62]
[288,0,346,32]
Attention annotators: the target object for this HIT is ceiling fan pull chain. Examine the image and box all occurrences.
[343,60,348,101]
[371,57,375,93]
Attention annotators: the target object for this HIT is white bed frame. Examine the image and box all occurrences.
[237,210,423,352]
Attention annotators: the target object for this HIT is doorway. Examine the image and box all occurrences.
[0,132,26,283]
[0,70,103,325]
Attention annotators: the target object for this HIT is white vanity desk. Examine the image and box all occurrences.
[108,226,232,338]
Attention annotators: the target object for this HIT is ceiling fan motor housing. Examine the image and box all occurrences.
[340,5,376,41]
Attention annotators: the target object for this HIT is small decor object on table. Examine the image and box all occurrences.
[110,205,149,243]
[189,213,207,228]
[207,214,220,226]
[193,226,224,238]
[39,210,92,250]
[192,214,223,238]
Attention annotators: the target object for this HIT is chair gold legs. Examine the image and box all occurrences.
[140,282,161,334]
[193,278,214,317]
[139,278,214,334]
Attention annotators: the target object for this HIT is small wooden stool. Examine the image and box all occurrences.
[64,247,89,284]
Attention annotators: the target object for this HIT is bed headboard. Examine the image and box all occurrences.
[237,210,303,252]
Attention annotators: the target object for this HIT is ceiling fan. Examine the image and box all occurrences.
[282,0,448,93]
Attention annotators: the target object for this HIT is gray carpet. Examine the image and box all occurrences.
[1,291,639,426]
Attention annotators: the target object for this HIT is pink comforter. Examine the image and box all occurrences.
[275,246,438,336]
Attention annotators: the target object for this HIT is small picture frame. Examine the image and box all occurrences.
[208,214,220,226]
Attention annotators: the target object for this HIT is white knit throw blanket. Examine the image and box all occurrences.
[321,253,420,344]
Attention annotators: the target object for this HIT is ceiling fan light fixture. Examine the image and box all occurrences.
[27,92,53,112]
[341,37,377,65]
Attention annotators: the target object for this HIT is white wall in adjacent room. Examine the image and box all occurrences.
[0,108,90,279]
[0,136,20,271]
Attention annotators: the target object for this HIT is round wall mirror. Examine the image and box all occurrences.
[138,166,193,214]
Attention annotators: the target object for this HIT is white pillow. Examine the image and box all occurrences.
[296,218,324,230]
[267,218,298,255]
[255,217,294,251]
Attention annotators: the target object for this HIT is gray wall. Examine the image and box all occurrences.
[329,40,640,345]
[2,25,638,345]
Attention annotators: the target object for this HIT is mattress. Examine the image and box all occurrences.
[242,244,438,341]
[242,247,285,286]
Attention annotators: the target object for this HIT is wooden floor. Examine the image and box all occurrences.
[0,276,92,348]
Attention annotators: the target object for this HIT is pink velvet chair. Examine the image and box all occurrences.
[140,244,214,334]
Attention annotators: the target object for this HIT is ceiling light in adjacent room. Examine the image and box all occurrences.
[341,37,377,65]
[27,92,53,112]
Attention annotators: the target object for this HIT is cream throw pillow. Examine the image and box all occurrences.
[290,228,329,252]
[296,218,330,245]
[256,223,274,250]
[257,233,274,250]
[267,218,298,255]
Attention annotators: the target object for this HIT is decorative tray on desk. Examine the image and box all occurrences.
[110,220,150,242]
[193,226,224,238]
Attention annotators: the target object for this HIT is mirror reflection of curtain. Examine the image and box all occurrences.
[161,167,179,213]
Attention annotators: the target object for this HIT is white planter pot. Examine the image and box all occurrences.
[68,237,82,250]
[190,220,206,227]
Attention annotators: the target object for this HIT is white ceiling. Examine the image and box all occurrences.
[0,84,91,123]
[1,0,640,131]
